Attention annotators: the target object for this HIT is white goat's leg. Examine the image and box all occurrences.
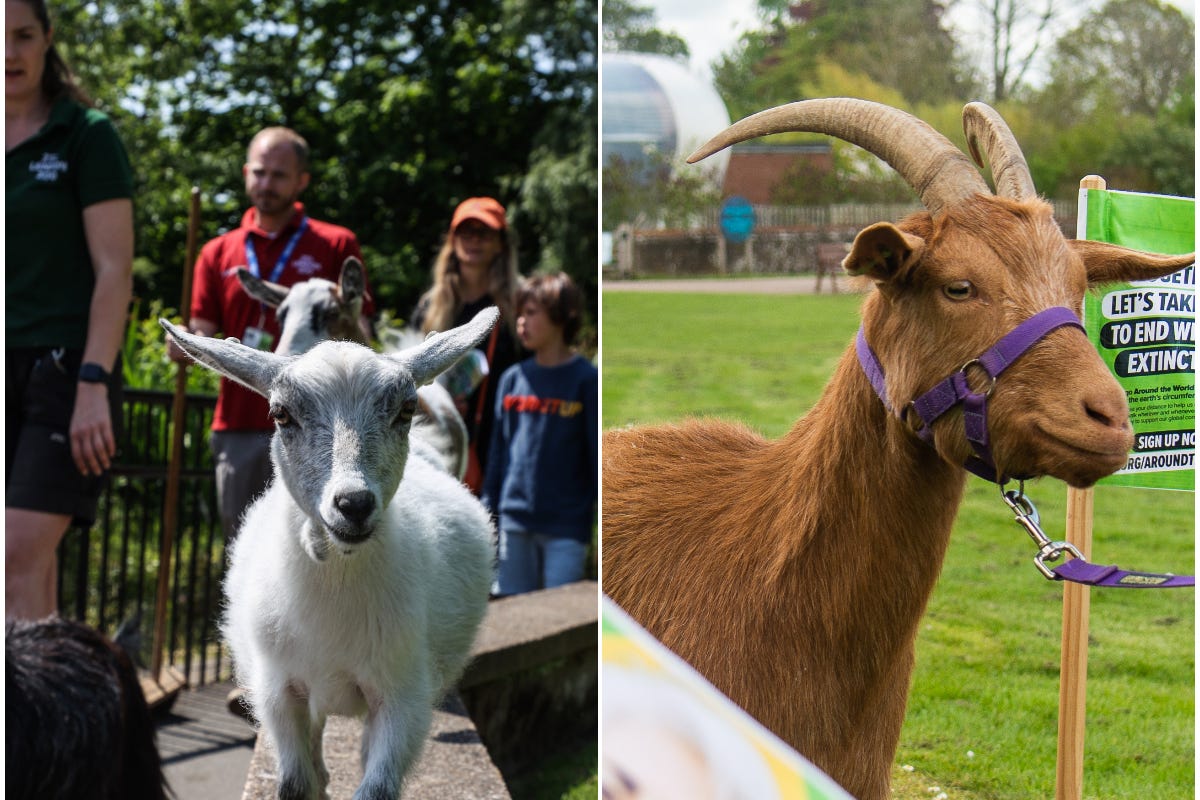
[353,690,434,800]
[263,683,322,800]
[309,712,329,798]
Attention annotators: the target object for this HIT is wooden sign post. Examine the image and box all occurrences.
[1055,173,1105,800]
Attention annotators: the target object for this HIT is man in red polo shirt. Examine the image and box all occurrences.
[168,126,376,547]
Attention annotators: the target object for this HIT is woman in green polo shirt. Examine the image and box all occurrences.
[6,0,134,619]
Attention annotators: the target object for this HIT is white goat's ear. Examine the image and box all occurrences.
[844,222,925,284]
[337,257,365,311]
[1070,240,1195,287]
[160,319,288,397]
[236,268,289,309]
[398,306,500,386]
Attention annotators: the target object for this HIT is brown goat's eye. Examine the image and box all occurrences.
[943,280,975,301]
[269,405,294,428]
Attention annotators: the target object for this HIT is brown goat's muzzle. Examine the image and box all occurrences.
[988,334,1133,488]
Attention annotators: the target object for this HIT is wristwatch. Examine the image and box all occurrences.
[77,362,111,384]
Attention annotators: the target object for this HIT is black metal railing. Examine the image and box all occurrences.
[57,388,229,687]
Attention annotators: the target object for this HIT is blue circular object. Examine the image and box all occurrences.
[720,196,755,243]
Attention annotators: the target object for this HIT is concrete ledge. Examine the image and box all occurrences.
[241,693,508,800]
[462,581,598,688]
[460,581,599,775]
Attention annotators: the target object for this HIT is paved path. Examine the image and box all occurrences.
[157,681,255,800]
[602,275,852,294]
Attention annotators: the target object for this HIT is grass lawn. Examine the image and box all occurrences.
[601,290,1194,799]
[505,737,598,799]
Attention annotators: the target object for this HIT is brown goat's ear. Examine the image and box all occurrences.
[338,257,366,306]
[1071,240,1195,286]
[843,222,925,284]
[237,268,288,309]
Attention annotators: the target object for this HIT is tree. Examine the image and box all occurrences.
[975,0,1059,101]
[602,149,721,230]
[712,0,973,117]
[51,0,597,332]
[516,92,599,334]
[601,0,689,59]
[1020,0,1194,198]
[1041,0,1194,119]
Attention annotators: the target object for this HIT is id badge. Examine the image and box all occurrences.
[242,326,275,352]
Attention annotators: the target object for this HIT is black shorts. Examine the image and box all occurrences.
[6,347,124,526]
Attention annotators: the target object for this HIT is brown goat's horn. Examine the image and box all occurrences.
[962,102,1037,201]
[687,97,989,218]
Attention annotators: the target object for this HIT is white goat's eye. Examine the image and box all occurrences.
[395,398,418,426]
[269,405,294,427]
[943,280,975,301]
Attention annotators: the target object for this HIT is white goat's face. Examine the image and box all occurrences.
[159,305,501,557]
[236,256,367,357]
[267,343,418,554]
[274,279,342,355]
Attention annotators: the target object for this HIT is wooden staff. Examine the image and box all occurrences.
[151,186,201,684]
[1056,174,1105,800]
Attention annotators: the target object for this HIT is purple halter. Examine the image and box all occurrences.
[856,306,1084,483]
[857,305,1193,589]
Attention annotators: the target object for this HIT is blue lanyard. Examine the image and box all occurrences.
[244,216,309,283]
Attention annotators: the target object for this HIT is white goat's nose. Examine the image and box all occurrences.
[335,490,376,525]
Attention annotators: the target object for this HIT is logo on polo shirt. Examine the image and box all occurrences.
[292,253,323,276]
[30,153,68,182]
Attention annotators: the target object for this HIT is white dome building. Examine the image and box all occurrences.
[601,52,732,184]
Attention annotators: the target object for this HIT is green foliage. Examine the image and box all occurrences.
[601,0,690,58]
[714,0,971,118]
[1022,0,1195,197]
[121,299,220,394]
[1040,0,1194,119]
[516,94,600,337]
[51,0,596,325]
[707,0,1193,202]
[602,149,722,230]
[506,738,598,799]
[712,23,811,123]
[602,289,1193,798]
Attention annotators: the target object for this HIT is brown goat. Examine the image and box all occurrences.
[601,99,1193,800]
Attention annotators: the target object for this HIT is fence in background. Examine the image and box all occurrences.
[57,389,229,687]
[610,200,1079,278]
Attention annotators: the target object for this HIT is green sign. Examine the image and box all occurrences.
[1081,188,1195,491]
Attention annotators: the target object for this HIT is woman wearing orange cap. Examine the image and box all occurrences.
[413,196,523,492]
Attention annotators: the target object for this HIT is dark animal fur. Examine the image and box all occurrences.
[5,616,171,800]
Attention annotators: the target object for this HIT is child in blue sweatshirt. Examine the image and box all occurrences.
[482,272,597,595]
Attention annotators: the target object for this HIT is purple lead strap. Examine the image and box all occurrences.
[1051,558,1194,588]
[1003,484,1193,589]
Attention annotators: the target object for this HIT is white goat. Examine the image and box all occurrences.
[161,308,499,800]
[237,257,470,479]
